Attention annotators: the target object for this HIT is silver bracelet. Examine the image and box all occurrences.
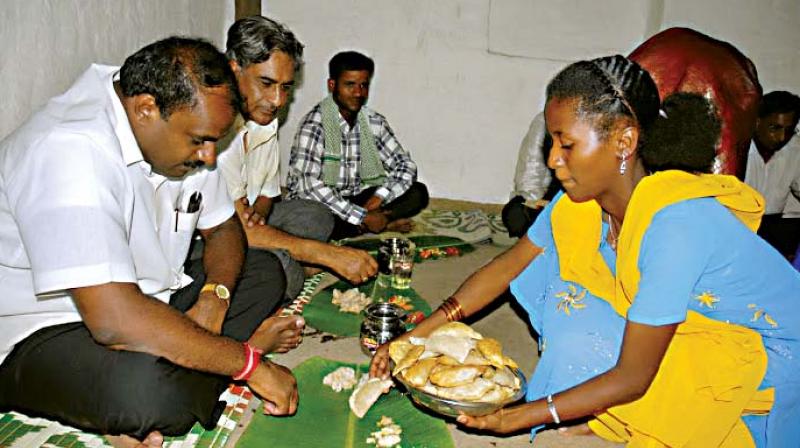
[546,394,561,424]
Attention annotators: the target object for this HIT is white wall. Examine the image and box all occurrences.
[2,1,798,204]
[660,0,800,93]
[265,0,800,203]
[0,0,234,139]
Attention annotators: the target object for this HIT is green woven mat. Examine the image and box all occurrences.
[0,385,252,447]
[302,280,432,337]
[237,357,454,448]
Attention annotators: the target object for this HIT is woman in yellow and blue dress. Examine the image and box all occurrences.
[370,55,799,447]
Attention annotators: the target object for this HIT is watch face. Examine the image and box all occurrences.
[215,284,231,300]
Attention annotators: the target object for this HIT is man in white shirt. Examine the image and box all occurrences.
[744,90,800,257]
[219,16,377,296]
[0,38,299,446]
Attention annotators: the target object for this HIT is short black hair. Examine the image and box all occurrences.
[120,36,239,119]
[328,51,374,80]
[546,55,719,173]
[758,90,800,119]
[226,15,304,70]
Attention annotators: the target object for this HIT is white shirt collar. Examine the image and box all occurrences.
[103,67,165,186]
[243,118,279,149]
[103,67,150,169]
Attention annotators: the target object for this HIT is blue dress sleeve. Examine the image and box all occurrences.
[510,192,564,332]
[627,200,713,326]
[526,191,563,248]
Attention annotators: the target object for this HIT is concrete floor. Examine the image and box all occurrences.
[268,241,621,448]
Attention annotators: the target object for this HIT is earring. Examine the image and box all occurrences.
[619,158,627,175]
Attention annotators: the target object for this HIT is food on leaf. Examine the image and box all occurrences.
[332,288,372,314]
[366,415,402,447]
[349,376,394,419]
[322,366,358,392]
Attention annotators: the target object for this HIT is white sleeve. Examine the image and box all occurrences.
[9,133,137,294]
[256,137,282,199]
[217,130,247,201]
[512,112,552,201]
[193,167,235,230]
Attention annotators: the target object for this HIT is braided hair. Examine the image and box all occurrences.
[546,55,720,173]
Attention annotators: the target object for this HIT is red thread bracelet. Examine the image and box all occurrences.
[232,342,264,381]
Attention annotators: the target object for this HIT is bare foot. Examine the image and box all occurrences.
[385,218,414,233]
[304,266,323,277]
[557,422,595,437]
[248,316,305,353]
[105,431,163,448]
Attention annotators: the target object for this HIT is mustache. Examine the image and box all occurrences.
[183,160,206,169]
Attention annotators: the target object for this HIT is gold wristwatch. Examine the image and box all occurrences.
[201,283,231,302]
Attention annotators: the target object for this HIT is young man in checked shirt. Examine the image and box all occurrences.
[286,51,429,239]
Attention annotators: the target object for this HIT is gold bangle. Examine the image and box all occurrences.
[447,296,463,321]
[438,296,464,322]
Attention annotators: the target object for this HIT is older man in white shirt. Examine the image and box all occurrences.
[0,37,300,446]
[218,16,377,297]
[745,90,800,258]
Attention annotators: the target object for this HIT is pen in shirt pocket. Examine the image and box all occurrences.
[174,191,203,232]
[187,192,203,213]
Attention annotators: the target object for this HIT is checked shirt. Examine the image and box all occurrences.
[286,103,417,225]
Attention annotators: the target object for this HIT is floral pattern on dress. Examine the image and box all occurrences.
[555,284,587,316]
[694,291,720,309]
[748,304,778,328]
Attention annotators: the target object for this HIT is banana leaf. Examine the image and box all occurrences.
[236,357,454,448]
[302,280,431,337]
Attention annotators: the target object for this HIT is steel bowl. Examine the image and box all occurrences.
[395,369,527,417]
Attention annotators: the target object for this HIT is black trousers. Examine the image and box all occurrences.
[0,249,285,439]
[501,196,545,238]
[757,214,800,259]
[331,181,430,240]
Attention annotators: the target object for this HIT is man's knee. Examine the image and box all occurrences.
[387,182,429,219]
[502,196,537,238]
[103,362,226,438]
[293,199,335,241]
[243,249,287,304]
[241,249,287,300]
[408,182,430,211]
[271,199,335,242]
[278,254,306,300]
[0,337,224,440]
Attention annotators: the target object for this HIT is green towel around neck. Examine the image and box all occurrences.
[320,95,386,188]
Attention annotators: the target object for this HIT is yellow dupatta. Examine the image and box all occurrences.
[551,170,773,447]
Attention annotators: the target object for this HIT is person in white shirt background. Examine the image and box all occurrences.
[744,90,800,259]
[501,112,560,238]
[219,16,377,298]
[0,37,301,447]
